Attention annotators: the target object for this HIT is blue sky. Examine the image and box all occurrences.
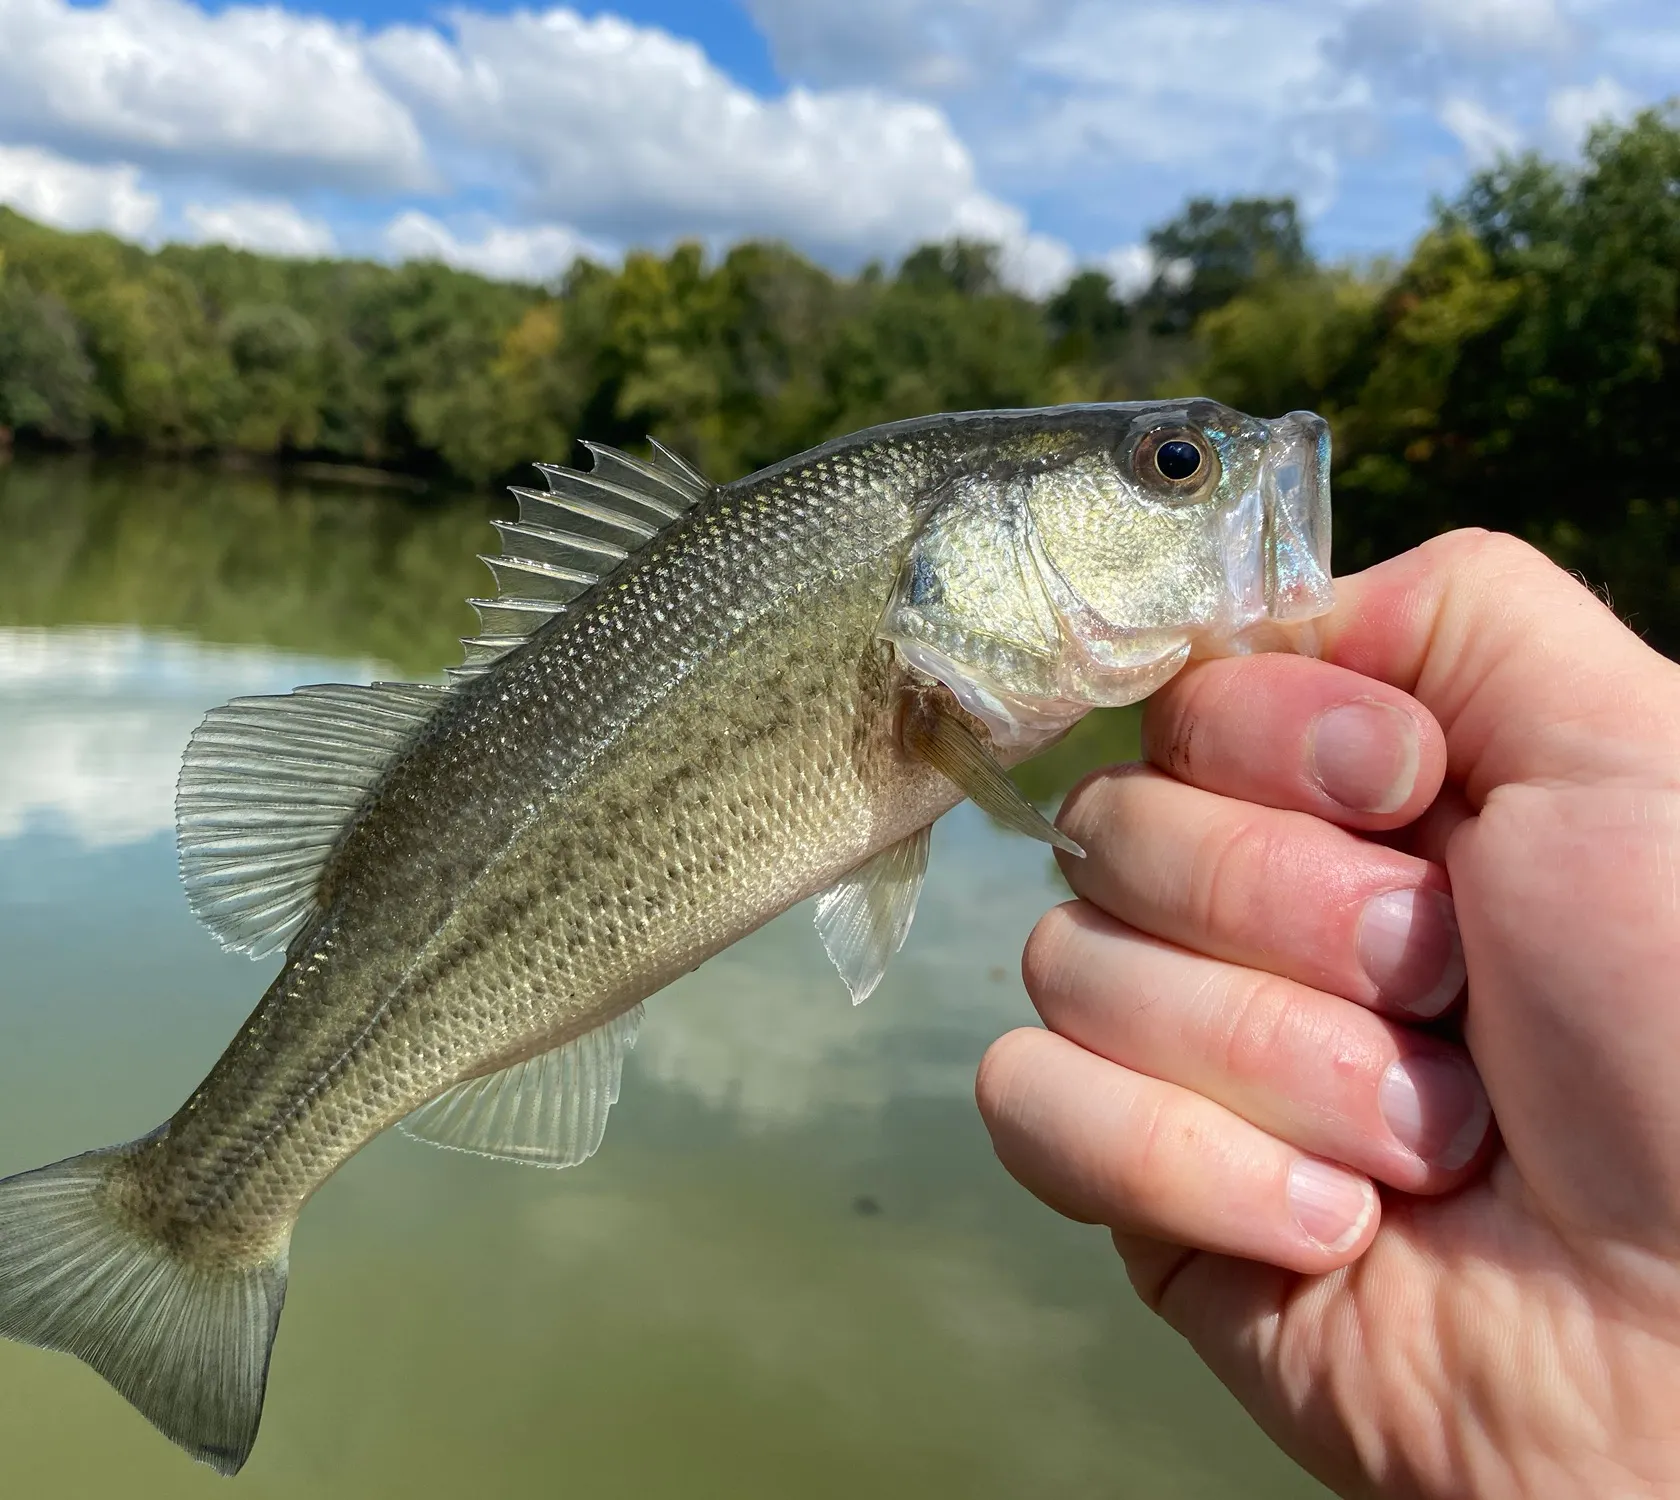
[0,0,1675,294]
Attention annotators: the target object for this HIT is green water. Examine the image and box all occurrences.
[0,455,1325,1499]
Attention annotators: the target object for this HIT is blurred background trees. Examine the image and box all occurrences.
[2,107,1678,647]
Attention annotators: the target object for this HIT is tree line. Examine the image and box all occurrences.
[2,108,1678,648]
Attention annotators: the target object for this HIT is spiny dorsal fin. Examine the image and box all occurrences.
[400,1004,644,1167]
[176,681,446,958]
[455,440,713,684]
[646,438,711,498]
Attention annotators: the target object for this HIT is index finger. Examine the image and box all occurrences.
[1319,529,1680,802]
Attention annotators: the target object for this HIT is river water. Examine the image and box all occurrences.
[0,455,1325,1498]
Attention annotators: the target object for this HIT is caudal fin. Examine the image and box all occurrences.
[0,1143,288,1475]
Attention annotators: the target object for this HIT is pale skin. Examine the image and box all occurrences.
[977,529,1680,1498]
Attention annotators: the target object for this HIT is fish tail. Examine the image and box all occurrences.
[0,1141,288,1476]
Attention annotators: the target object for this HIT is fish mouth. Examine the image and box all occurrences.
[1261,411,1334,622]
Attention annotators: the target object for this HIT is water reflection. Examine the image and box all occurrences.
[0,626,380,846]
[0,459,1325,1497]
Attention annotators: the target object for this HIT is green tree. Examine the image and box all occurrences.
[0,257,94,441]
[221,302,325,452]
[1044,269,1130,364]
[1145,196,1310,333]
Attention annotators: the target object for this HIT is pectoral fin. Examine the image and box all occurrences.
[903,697,1084,858]
[813,827,931,1004]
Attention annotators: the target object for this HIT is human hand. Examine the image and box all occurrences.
[978,530,1680,1498]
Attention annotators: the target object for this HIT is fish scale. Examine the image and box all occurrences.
[0,401,1333,1475]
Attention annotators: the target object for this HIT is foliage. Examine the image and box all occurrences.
[1190,105,1680,647]
[0,254,94,441]
[5,110,1680,654]
[1144,196,1309,333]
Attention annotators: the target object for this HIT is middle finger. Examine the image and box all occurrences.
[1023,903,1491,1190]
[1056,764,1466,1020]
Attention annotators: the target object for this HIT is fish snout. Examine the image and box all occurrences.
[1262,411,1334,622]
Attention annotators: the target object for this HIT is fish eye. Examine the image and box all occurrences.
[1155,440,1202,482]
[1130,426,1219,502]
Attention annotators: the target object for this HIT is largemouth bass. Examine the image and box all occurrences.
[0,401,1332,1473]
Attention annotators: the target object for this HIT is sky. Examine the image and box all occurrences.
[0,0,1674,295]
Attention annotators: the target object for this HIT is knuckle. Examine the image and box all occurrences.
[1120,1089,1199,1227]
[1188,809,1291,944]
[1209,970,1297,1091]
[1425,527,1557,585]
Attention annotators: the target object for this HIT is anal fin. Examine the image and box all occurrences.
[400,1005,643,1168]
[813,827,931,1004]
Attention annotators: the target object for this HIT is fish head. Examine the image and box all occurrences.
[879,400,1334,749]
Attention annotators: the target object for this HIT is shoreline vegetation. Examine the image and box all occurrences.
[2,108,1678,651]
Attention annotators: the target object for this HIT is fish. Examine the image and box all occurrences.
[0,399,1332,1474]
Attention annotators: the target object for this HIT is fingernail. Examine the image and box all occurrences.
[1379,1054,1490,1170]
[1287,1158,1376,1253]
[1309,701,1419,814]
[1357,888,1465,1017]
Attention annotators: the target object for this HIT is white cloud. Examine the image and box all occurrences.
[384,210,604,282]
[0,0,430,192]
[1547,75,1643,150]
[182,198,336,257]
[1439,96,1524,165]
[0,141,157,235]
[947,194,1074,297]
[368,8,1052,271]
[744,0,1074,92]
[1019,2,1351,168]
[1333,0,1573,90]
[741,0,1665,257]
[1087,244,1176,300]
[966,1,1374,230]
[0,0,1666,286]
[1379,0,1570,52]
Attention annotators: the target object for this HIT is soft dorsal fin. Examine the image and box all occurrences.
[400,1005,644,1167]
[813,828,931,1004]
[176,681,446,958]
[454,440,713,685]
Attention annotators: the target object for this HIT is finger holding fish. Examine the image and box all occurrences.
[1051,764,1466,1021]
[1141,653,1447,829]
[978,903,1492,1273]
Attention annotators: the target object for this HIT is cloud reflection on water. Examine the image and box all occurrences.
[0,626,382,846]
